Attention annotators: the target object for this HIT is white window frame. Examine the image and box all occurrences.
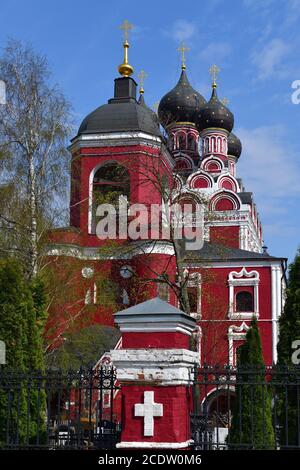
[185,271,201,319]
[228,322,249,366]
[228,267,259,320]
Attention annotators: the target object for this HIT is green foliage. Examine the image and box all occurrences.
[229,318,275,449]
[45,325,120,370]
[0,259,47,446]
[277,248,300,365]
[276,248,300,447]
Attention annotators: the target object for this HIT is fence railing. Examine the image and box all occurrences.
[191,365,300,450]
[0,367,121,449]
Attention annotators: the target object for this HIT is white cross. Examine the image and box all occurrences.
[134,391,163,437]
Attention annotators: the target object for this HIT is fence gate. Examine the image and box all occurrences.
[191,365,300,450]
[0,366,121,449]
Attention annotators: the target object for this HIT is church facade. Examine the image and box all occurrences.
[46,33,287,368]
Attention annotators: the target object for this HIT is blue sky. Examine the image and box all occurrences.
[0,0,299,263]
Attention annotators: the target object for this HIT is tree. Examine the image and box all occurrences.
[277,248,300,364]
[229,318,275,449]
[45,325,120,370]
[276,248,300,448]
[0,39,72,279]
[93,150,212,316]
[0,259,47,445]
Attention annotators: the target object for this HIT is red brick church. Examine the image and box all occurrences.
[46,29,287,369]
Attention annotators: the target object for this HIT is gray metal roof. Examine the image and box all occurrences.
[184,241,285,262]
[238,192,253,205]
[115,297,186,316]
[77,77,162,138]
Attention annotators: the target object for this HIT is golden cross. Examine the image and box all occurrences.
[209,64,220,85]
[138,70,148,92]
[221,97,229,106]
[177,42,190,69]
[119,19,133,42]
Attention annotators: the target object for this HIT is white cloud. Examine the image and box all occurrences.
[251,38,291,80]
[166,20,197,42]
[237,125,300,250]
[237,125,300,199]
[199,42,232,62]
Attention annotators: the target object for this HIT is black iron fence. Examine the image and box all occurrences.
[0,367,121,449]
[191,365,300,450]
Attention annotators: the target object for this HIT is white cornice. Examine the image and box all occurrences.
[69,131,163,151]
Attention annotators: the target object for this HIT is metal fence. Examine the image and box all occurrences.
[0,366,121,449]
[191,365,300,450]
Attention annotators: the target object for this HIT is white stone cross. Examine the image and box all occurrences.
[134,391,163,437]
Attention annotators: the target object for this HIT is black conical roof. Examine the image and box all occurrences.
[196,85,234,133]
[228,132,242,158]
[158,69,206,128]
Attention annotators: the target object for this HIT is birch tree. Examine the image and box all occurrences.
[0,39,72,278]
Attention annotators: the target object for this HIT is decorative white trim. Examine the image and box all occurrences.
[228,268,259,319]
[228,322,250,366]
[110,348,200,386]
[117,324,195,335]
[44,240,175,260]
[69,131,162,151]
[184,261,282,269]
[117,439,193,449]
[210,189,241,211]
[201,155,225,171]
[271,265,282,363]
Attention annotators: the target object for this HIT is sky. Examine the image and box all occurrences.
[0,0,299,264]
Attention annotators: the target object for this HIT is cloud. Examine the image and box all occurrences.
[251,38,291,80]
[166,20,197,42]
[199,42,232,62]
[237,125,300,199]
[237,125,300,252]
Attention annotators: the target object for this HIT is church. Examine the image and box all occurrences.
[46,22,287,368]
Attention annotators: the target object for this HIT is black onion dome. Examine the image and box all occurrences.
[196,86,234,133]
[228,132,242,158]
[77,77,161,138]
[158,70,206,128]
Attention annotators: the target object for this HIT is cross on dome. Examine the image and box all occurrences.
[119,19,133,42]
[177,42,190,70]
[138,70,148,94]
[209,64,220,88]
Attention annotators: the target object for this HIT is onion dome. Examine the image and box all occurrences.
[228,132,242,159]
[158,69,206,128]
[196,84,234,133]
[197,64,234,133]
[77,77,161,138]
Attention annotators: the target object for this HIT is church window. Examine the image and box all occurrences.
[91,162,130,233]
[236,291,254,312]
[178,133,186,150]
[188,134,196,151]
[188,286,198,313]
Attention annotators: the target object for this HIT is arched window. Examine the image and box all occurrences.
[188,134,196,151]
[178,133,186,150]
[236,291,254,312]
[91,162,130,233]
